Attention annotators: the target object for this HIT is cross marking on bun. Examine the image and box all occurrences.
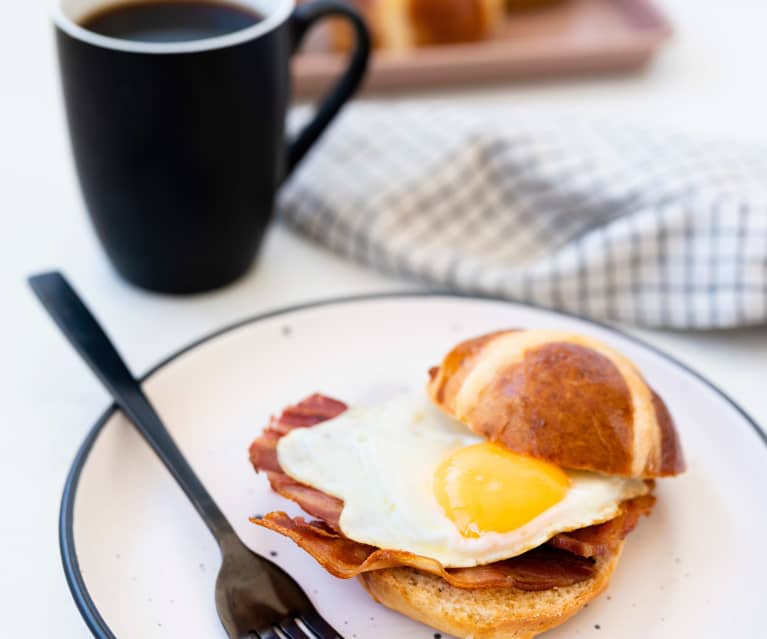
[428,330,685,478]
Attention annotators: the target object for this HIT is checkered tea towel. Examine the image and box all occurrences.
[279,103,767,329]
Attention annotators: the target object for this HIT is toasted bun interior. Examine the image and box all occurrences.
[359,542,623,639]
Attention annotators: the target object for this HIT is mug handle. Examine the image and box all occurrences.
[285,0,371,177]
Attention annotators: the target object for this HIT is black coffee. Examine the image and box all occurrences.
[80,1,263,43]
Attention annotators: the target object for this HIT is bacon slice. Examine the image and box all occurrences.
[248,394,347,474]
[548,493,656,558]
[253,512,596,591]
[271,394,348,429]
[266,472,343,531]
[249,394,653,590]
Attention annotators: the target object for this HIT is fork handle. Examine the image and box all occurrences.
[29,271,235,545]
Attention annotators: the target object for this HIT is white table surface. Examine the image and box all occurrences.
[2,0,766,635]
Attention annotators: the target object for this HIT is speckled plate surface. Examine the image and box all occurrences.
[61,294,767,638]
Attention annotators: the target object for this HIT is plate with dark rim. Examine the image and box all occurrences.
[61,293,767,639]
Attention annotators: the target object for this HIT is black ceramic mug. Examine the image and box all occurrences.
[54,0,370,293]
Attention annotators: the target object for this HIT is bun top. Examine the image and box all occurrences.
[427,330,685,478]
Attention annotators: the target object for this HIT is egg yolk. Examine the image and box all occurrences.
[434,442,570,537]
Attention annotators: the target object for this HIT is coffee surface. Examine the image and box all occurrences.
[80,1,263,43]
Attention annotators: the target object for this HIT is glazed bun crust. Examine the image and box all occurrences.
[428,330,685,478]
[328,0,504,51]
[408,0,504,46]
[505,0,566,11]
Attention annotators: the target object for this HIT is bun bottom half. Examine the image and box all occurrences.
[358,543,623,639]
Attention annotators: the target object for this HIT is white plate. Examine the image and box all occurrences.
[62,294,767,639]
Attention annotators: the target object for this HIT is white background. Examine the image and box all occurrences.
[1,0,766,635]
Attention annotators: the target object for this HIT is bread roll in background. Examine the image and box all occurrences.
[505,0,566,11]
[330,0,505,51]
[427,330,686,478]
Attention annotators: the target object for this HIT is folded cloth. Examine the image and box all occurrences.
[279,104,767,328]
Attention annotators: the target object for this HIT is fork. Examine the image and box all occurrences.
[29,271,342,639]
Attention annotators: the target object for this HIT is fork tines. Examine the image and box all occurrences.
[299,611,343,638]
[256,613,342,639]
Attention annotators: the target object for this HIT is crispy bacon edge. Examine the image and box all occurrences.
[249,394,654,590]
[252,512,596,591]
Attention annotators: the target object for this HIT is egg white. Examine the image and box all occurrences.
[277,393,649,568]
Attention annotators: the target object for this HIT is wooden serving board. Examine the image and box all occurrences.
[292,0,671,97]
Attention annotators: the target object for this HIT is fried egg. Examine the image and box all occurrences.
[277,393,648,568]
